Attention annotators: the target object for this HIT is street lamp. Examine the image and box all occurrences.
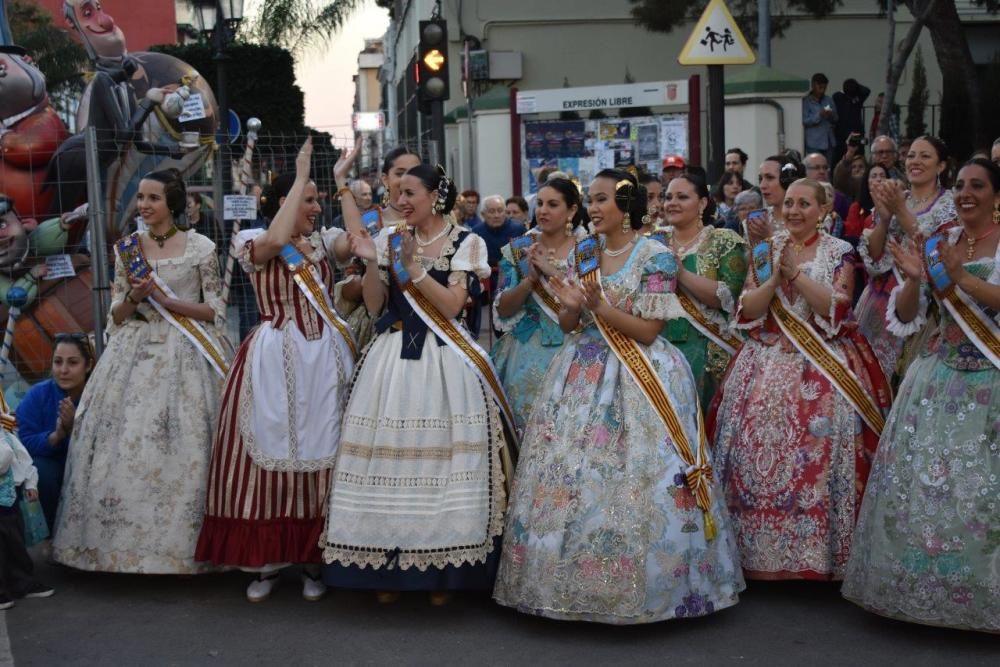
[190,0,244,140]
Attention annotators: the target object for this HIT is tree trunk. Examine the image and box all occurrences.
[923,0,983,157]
[879,2,928,137]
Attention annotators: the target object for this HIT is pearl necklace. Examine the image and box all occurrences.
[414,223,450,254]
[603,234,637,257]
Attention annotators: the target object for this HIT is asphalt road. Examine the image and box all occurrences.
[4,560,998,666]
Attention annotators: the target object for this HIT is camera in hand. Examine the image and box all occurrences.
[847,132,867,148]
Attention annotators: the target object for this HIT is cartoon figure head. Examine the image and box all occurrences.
[0,2,47,120]
[63,0,127,61]
[0,194,38,271]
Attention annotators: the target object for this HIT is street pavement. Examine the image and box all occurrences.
[3,560,999,666]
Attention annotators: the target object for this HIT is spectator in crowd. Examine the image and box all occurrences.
[0,418,53,610]
[472,195,527,270]
[897,137,912,170]
[725,147,754,190]
[661,155,685,185]
[185,193,221,250]
[992,137,1000,167]
[833,78,870,164]
[332,180,373,229]
[868,92,900,143]
[460,190,482,227]
[803,73,837,163]
[639,173,663,232]
[804,152,849,220]
[505,196,529,225]
[712,170,745,231]
[832,139,869,202]
[732,188,763,236]
[868,135,903,180]
[16,334,94,534]
[843,163,886,244]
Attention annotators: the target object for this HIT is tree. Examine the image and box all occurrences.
[628,0,842,47]
[151,42,309,135]
[8,0,87,92]
[631,0,999,155]
[240,0,366,53]
[905,46,928,138]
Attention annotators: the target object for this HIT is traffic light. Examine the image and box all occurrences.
[417,19,450,105]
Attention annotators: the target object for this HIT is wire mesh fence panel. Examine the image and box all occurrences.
[0,127,417,401]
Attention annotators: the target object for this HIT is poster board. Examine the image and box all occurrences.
[521,114,689,195]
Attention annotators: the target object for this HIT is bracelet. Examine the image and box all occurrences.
[336,186,353,199]
[412,268,429,284]
[789,269,801,284]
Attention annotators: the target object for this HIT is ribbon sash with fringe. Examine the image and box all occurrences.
[645,230,741,354]
[925,234,1000,370]
[116,234,229,378]
[574,236,716,540]
[676,290,743,356]
[388,227,520,450]
[277,243,359,362]
[509,234,561,323]
[751,239,885,434]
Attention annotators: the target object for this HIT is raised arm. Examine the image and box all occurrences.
[252,137,314,264]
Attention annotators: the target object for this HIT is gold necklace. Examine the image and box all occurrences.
[964,224,1000,261]
[149,225,179,248]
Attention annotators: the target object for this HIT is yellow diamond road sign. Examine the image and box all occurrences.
[678,0,756,65]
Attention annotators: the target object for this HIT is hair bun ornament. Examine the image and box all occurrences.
[433,164,452,214]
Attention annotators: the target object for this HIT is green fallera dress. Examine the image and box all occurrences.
[656,226,747,410]
[843,229,1000,633]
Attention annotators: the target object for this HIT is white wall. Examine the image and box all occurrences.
[473,110,513,199]
[724,92,805,178]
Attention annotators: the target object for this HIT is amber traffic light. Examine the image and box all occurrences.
[418,19,450,102]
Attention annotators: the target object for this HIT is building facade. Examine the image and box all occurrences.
[375,0,998,197]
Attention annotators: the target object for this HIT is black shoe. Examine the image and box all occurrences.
[22,583,54,599]
[0,595,13,610]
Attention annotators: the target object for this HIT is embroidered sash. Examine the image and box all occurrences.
[575,236,717,540]
[509,234,561,323]
[362,208,383,235]
[388,226,520,449]
[924,234,1000,370]
[277,243,359,361]
[116,234,229,378]
[675,290,743,357]
[751,239,886,434]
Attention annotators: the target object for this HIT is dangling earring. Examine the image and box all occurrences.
[565,222,573,237]
[993,205,1000,225]
[381,190,391,208]
[622,212,631,233]
[819,214,830,231]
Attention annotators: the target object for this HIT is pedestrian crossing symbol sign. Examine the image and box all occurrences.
[678,0,756,65]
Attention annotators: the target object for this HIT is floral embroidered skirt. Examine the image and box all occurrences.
[843,355,1000,633]
[493,330,744,624]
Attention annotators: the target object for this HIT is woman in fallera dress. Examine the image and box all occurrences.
[195,139,363,602]
[491,177,582,434]
[854,136,957,379]
[709,178,891,582]
[54,169,233,574]
[334,146,422,349]
[658,174,747,409]
[843,159,1000,633]
[322,164,515,606]
[493,169,744,624]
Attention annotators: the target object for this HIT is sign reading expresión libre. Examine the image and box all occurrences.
[516,81,689,115]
